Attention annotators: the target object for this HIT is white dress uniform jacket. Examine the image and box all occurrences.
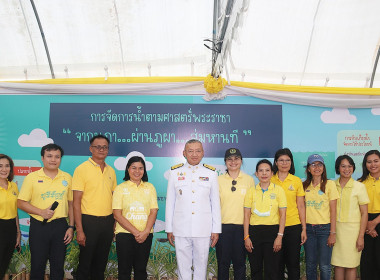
[165,162,222,237]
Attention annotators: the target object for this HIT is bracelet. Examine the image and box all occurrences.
[277,232,284,236]
[68,225,75,230]
[244,235,250,240]
[330,231,336,234]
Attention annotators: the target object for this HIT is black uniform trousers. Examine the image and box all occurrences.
[279,224,302,280]
[29,217,68,280]
[76,214,114,280]
[116,232,153,280]
[247,224,283,280]
[361,213,380,280]
[0,218,17,279]
[216,224,246,280]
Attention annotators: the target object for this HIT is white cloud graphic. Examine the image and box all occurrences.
[371,108,380,115]
[18,128,54,147]
[320,108,356,124]
[114,151,153,171]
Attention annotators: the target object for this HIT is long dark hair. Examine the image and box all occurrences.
[0,154,14,182]
[303,162,328,193]
[123,156,148,182]
[358,150,380,182]
[273,148,295,175]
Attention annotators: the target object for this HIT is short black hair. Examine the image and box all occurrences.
[41,143,64,157]
[123,156,148,182]
[256,159,273,172]
[90,135,110,144]
[335,155,356,175]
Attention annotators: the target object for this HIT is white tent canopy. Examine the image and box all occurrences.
[1,0,380,102]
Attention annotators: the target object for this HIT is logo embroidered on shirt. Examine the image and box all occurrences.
[62,180,68,187]
[270,193,276,199]
[288,185,294,191]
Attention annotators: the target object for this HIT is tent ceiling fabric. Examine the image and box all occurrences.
[0,0,380,89]
[0,0,213,80]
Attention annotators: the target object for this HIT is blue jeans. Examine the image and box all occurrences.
[304,224,332,280]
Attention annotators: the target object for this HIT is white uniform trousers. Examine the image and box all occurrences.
[175,236,210,280]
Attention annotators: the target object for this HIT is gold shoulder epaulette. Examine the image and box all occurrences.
[171,163,184,170]
[203,164,216,171]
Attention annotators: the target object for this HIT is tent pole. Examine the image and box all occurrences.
[30,0,55,79]
[212,0,219,75]
[370,45,380,88]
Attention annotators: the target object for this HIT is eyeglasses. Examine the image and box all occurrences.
[310,163,323,168]
[91,145,109,151]
[231,180,237,192]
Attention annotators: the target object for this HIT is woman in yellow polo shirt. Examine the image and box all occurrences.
[303,154,339,280]
[358,150,380,280]
[332,155,369,280]
[272,148,306,280]
[217,148,255,280]
[244,159,287,280]
[112,156,158,280]
[0,154,21,279]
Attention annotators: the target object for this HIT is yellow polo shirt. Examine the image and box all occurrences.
[272,173,304,226]
[244,183,287,226]
[305,180,339,224]
[335,178,369,223]
[218,171,255,224]
[112,180,158,234]
[0,181,19,219]
[18,168,72,222]
[72,158,117,216]
[361,175,380,214]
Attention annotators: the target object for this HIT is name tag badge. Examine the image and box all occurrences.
[178,177,185,180]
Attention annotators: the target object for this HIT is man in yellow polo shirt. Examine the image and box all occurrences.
[18,144,74,280]
[73,135,117,280]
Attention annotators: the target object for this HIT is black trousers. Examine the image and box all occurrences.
[279,224,302,280]
[247,225,283,280]
[216,224,246,280]
[29,217,68,280]
[116,233,153,280]
[0,218,17,279]
[76,214,114,280]
[361,213,380,280]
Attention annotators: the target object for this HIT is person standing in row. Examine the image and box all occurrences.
[303,154,339,280]
[165,139,221,280]
[271,148,306,280]
[332,155,369,280]
[18,144,74,280]
[358,150,380,280]
[244,159,287,280]
[113,156,158,280]
[0,154,21,279]
[216,148,255,280]
[73,135,117,280]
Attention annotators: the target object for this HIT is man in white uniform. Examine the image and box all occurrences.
[165,139,221,280]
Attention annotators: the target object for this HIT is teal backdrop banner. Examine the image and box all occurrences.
[1,94,380,241]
